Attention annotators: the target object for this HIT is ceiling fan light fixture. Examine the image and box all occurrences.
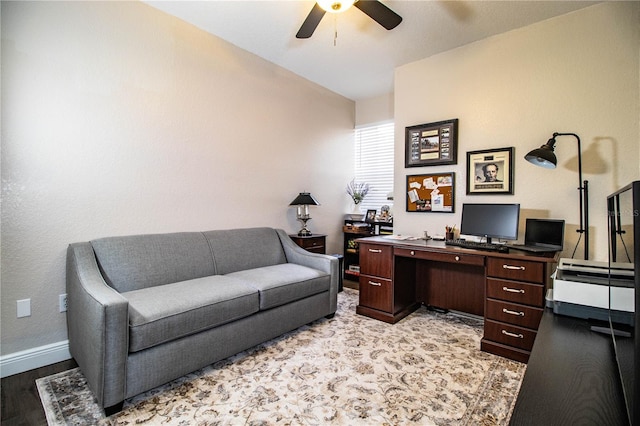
[317,0,356,14]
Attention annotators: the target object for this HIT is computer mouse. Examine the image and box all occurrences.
[497,245,509,253]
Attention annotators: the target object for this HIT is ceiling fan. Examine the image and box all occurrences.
[296,0,402,39]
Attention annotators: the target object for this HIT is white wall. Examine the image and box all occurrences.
[394,2,640,261]
[1,1,354,358]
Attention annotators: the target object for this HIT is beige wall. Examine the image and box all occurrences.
[1,1,354,357]
[355,92,394,126]
[394,1,640,261]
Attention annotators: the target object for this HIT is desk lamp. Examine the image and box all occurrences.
[289,192,320,236]
[525,132,589,260]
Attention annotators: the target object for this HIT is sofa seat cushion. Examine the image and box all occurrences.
[226,263,330,310]
[123,276,259,352]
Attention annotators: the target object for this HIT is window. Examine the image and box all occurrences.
[354,121,394,213]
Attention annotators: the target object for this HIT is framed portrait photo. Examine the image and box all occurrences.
[466,147,514,195]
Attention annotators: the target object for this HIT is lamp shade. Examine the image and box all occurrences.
[289,192,320,206]
[524,139,557,169]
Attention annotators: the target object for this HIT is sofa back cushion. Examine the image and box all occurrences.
[203,227,286,275]
[91,232,215,293]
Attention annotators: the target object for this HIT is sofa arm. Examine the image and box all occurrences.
[276,229,339,314]
[66,242,129,408]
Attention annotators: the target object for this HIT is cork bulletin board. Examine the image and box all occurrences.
[406,173,455,213]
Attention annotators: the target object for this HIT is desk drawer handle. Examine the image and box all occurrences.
[503,264,526,271]
[368,249,382,253]
[503,308,525,317]
[501,330,524,339]
[502,286,525,294]
[368,281,382,287]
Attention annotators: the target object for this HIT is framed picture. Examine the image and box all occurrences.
[365,209,376,222]
[466,147,514,195]
[405,119,458,167]
[406,173,455,213]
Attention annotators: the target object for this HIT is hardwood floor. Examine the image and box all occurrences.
[1,359,78,426]
[343,278,359,291]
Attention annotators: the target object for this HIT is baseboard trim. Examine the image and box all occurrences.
[0,340,71,378]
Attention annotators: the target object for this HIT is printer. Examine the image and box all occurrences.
[552,258,634,324]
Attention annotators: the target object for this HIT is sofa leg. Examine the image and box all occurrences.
[104,401,124,417]
[325,313,335,319]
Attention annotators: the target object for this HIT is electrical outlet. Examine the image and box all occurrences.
[17,299,31,318]
[59,294,67,313]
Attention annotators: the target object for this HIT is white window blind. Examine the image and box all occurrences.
[354,122,394,213]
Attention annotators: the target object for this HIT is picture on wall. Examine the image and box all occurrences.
[405,119,458,167]
[406,172,455,213]
[466,147,514,195]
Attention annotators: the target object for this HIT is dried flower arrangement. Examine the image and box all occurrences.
[346,179,370,205]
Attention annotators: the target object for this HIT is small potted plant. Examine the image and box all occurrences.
[346,179,370,217]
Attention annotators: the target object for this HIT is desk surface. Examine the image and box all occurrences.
[509,310,629,425]
[358,236,558,262]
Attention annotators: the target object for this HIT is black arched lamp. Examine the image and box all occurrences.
[289,192,320,236]
[525,132,589,260]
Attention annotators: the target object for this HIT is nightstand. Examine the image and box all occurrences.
[289,234,326,254]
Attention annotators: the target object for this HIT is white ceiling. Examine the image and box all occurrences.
[145,1,600,101]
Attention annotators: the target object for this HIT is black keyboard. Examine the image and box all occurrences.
[445,239,503,252]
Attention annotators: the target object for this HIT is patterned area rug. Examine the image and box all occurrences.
[37,289,525,425]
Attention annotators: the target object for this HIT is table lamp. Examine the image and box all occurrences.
[289,192,320,236]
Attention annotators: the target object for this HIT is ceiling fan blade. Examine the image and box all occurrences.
[296,3,326,39]
[354,0,402,30]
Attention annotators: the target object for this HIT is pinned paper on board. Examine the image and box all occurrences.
[431,193,445,211]
[407,189,420,203]
[423,177,437,189]
[406,173,455,213]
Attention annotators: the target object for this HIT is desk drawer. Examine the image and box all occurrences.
[484,319,537,351]
[297,237,324,251]
[359,274,392,312]
[486,278,544,306]
[359,244,393,278]
[395,247,484,266]
[487,258,544,283]
[486,299,544,329]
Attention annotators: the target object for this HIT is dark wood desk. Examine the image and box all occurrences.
[510,310,629,425]
[356,237,558,362]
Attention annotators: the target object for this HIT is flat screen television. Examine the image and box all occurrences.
[460,203,520,243]
[607,180,639,425]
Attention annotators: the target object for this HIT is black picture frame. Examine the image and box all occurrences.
[406,172,455,213]
[365,209,376,222]
[466,147,514,195]
[405,119,458,167]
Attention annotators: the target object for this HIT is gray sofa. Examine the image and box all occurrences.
[66,227,339,415]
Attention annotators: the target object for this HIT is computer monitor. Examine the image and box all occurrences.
[460,203,520,243]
